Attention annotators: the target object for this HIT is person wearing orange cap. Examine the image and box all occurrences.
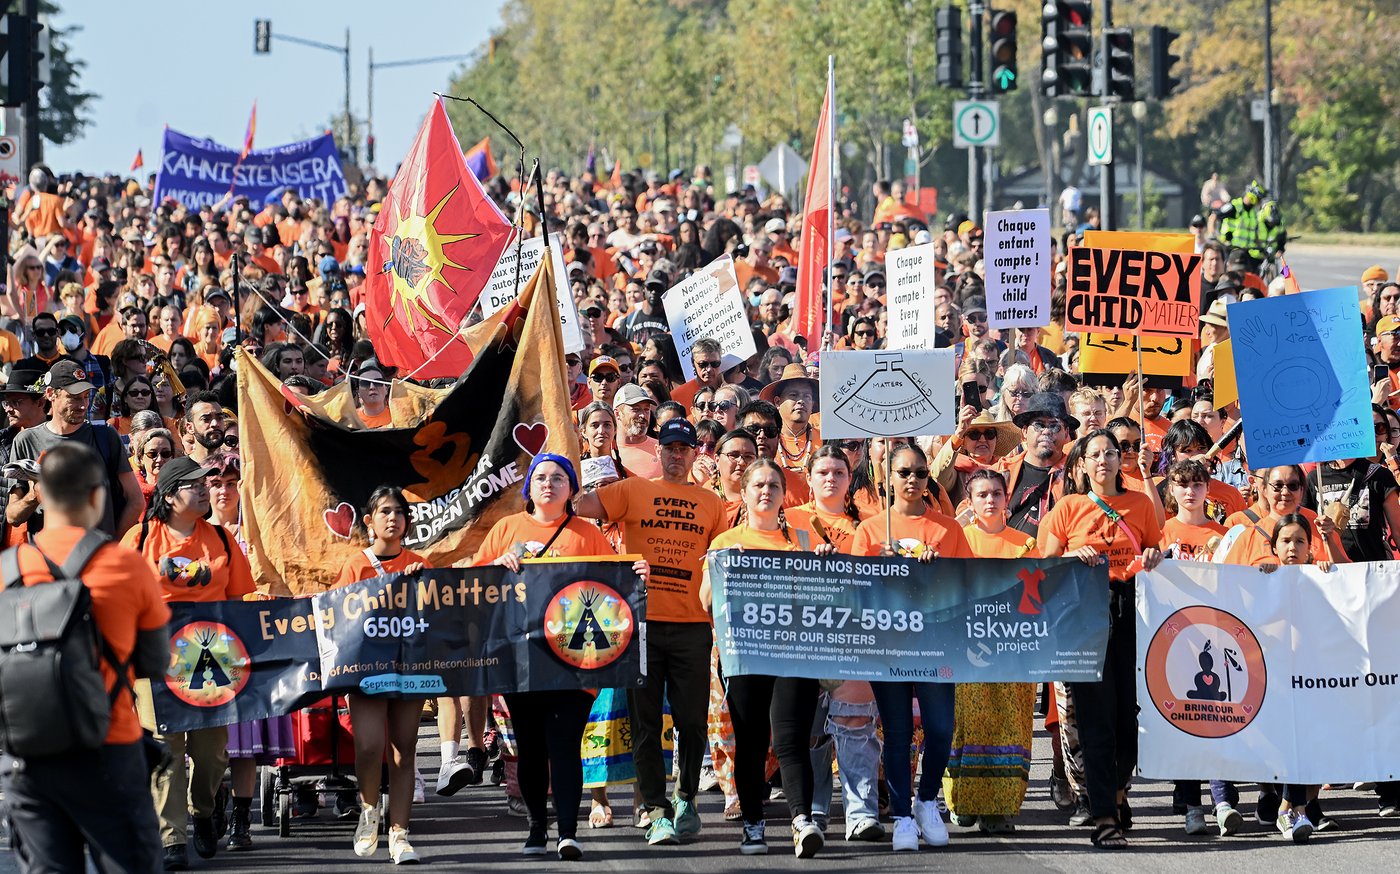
[1372,315,1400,411]
[585,356,623,407]
[1363,266,1396,329]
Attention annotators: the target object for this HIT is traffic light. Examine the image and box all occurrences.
[988,10,1018,94]
[935,5,963,90]
[1102,27,1134,100]
[254,19,271,54]
[1149,25,1181,99]
[1040,1,1093,98]
[3,13,42,109]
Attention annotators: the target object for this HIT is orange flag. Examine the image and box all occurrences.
[793,80,832,353]
[130,149,144,172]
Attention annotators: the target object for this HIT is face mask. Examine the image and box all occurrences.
[60,331,82,351]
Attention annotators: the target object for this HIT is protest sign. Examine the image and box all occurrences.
[1228,286,1373,467]
[984,208,1051,329]
[662,256,757,381]
[149,599,324,734]
[1079,332,1192,388]
[709,551,1109,683]
[885,242,940,349]
[314,560,646,697]
[153,128,347,209]
[1212,338,1238,407]
[1138,560,1400,783]
[478,235,584,354]
[1064,245,1202,337]
[819,349,955,439]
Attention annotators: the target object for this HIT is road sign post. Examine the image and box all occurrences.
[1087,105,1113,166]
[953,100,1001,149]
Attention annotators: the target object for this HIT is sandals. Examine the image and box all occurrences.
[588,801,613,829]
[1118,799,1134,831]
[723,797,742,821]
[1091,822,1128,849]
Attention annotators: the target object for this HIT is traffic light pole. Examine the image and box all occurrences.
[21,0,39,167]
[967,0,984,221]
[1098,0,1116,230]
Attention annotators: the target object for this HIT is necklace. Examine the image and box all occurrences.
[778,424,812,465]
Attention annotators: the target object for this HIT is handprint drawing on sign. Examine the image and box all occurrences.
[1238,310,1338,418]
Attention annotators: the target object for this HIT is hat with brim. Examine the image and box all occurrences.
[759,362,820,412]
[1200,298,1230,328]
[155,456,215,493]
[961,412,1023,459]
[1012,391,1080,432]
[612,383,655,411]
[0,369,44,396]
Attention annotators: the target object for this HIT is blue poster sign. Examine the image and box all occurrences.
[153,128,348,208]
[707,551,1110,683]
[1228,286,1374,467]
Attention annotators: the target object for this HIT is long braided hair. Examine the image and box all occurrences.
[734,457,792,541]
[807,444,861,525]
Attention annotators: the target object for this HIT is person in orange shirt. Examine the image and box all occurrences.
[851,444,969,852]
[331,486,428,865]
[1107,417,1166,525]
[475,453,649,861]
[764,218,800,268]
[760,364,820,473]
[1219,465,1346,566]
[1040,429,1163,850]
[2,443,170,873]
[352,361,394,429]
[122,456,255,864]
[1160,460,1227,562]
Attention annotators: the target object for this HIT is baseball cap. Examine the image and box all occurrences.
[58,315,85,335]
[1378,316,1400,335]
[318,255,341,275]
[205,287,232,303]
[90,256,112,272]
[645,268,671,290]
[658,417,698,447]
[155,456,215,493]
[612,383,655,410]
[46,360,96,395]
[834,228,853,243]
[764,218,787,234]
[1363,265,1389,284]
[958,220,977,236]
[588,355,620,376]
[566,260,587,277]
[778,266,798,287]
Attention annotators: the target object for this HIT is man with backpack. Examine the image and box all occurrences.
[124,455,255,870]
[0,443,170,872]
[7,360,146,537]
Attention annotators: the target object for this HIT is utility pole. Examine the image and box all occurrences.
[1098,0,1116,230]
[21,0,39,168]
[1262,0,1275,193]
[343,28,353,164]
[967,0,985,220]
[366,49,473,166]
[255,22,357,163]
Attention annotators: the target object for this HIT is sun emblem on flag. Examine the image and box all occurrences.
[380,181,479,334]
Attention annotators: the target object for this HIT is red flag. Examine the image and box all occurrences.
[608,160,621,191]
[130,149,144,172]
[240,101,257,161]
[366,98,514,379]
[793,81,832,353]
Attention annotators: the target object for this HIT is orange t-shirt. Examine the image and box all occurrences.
[1041,491,1162,581]
[119,518,257,602]
[617,439,662,480]
[595,477,726,623]
[1220,507,1335,567]
[777,424,821,472]
[706,524,801,568]
[1143,415,1170,453]
[334,548,429,587]
[14,526,170,745]
[472,512,615,564]
[91,322,125,358]
[963,523,1040,559]
[1160,517,1227,562]
[358,407,393,429]
[851,506,974,559]
[786,502,861,554]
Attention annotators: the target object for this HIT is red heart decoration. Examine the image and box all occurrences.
[1163,700,1175,710]
[513,422,549,456]
[1203,675,1214,685]
[324,502,356,540]
[1242,703,1254,715]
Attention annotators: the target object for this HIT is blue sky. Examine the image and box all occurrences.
[47,0,505,174]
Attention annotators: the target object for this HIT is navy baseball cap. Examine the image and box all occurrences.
[658,418,698,447]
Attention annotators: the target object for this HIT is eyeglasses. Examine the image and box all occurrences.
[1007,389,1035,400]
[965,429,998,442]
[965,313,987,323]
[894,468,930,480]
[143,449,172,459]
[698,400,735,413]
[1026,420,1063,433]
[1117,440,1142,453]
[33,328,57,337]
[695,359,722,370]
[1086,450,1121,461]
[744,423,780,439]
[591,372,619,383]
[697,441,717,453]
[1376,422,1391,435]
[838,440,864,452]
[720,450,757,463]
[1267,481,1303,493]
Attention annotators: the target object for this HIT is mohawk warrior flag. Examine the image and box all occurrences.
[239,254,578,595]
[366,98,514,380]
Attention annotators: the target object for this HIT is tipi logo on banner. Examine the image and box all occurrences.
[1144,606,1267,739]
[544,580,634,671]
[166,621,251,708]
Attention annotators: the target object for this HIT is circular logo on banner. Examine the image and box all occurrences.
[543,581,633,670]
[1144,606,1267,738]
[165,621,251,707]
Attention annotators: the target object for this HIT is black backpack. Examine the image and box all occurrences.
[0,531,126,757]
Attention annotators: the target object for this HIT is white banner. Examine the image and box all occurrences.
[662,256,756,382]
[1137,560,1400,784]
[984,208,1051,329]
[885,242,940,350]
[818,349,955,439]
[479,235,584,354]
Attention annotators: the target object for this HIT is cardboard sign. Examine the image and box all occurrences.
[1079,332,1192,389]
[662,256,757,381]
[984,208,1051,329]
[885,242,940,349]
[1212,339,1238,408]
[819,349,955,439]
[479,235,584,354]
[1230,286,1374,466]
[1065,245,1202,337]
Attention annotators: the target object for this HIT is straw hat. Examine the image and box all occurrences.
[961,411,1022,459]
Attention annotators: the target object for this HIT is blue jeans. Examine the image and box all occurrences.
[871,681,955,818]
[811,694,882,834]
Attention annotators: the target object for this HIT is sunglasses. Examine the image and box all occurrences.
[744,423,780,439]
[894,468,930,480]
[866,281,886,289]
[1267,481,1303,493]
[33,328,57,337]
[591,372,619,383]
[838,440,864,452]
[125,388,152,398]
[695,359,722,370]
[1117,440,1143,452]
[222,434,239,448]
[697,400,735,413]
[143,449,173,460]
[965,428,998,442]
[582,308,603,319]
[854,330,876,338]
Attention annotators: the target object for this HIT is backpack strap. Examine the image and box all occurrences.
[56,530,111,580]
[212,524,231,561]
[0,546,22,590]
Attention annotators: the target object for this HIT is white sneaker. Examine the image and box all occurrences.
[913,798,949,847]
[698,764,720,792]
[436,757,471,796]
[892,816,920,852]
[413,770,426,804]
[353,804,381,857]
[389,827,420,864]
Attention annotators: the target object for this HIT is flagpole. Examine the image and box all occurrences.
[824,55,836,352]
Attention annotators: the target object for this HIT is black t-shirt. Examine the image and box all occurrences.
[1007,462,1053,536]
[1320,460,1397,562]
[621,309,670,344]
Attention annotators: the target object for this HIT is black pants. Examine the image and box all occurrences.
[628,620,713,819]
[726,674,820,823]
[503,690,594,839]
[1068,603,1137,820]
[4,741,162,873]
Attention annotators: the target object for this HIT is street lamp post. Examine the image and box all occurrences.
[257,25,356,163]
[367,49,474,166]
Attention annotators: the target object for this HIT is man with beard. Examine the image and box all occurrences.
[8,361,145,536]
[614,383,661,479]
[996,392,1075,537]
[183,390,228,464]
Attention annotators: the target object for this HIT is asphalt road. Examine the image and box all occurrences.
[1281,243,1400,293]
[9,714,1398,873]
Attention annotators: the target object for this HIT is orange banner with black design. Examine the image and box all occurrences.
[239,254,578,595]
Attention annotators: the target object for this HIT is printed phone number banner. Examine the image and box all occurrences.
[150,560,644,733]
[708,550,1109,683]
[153,128,348,209]
[1138,560,1400,783]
